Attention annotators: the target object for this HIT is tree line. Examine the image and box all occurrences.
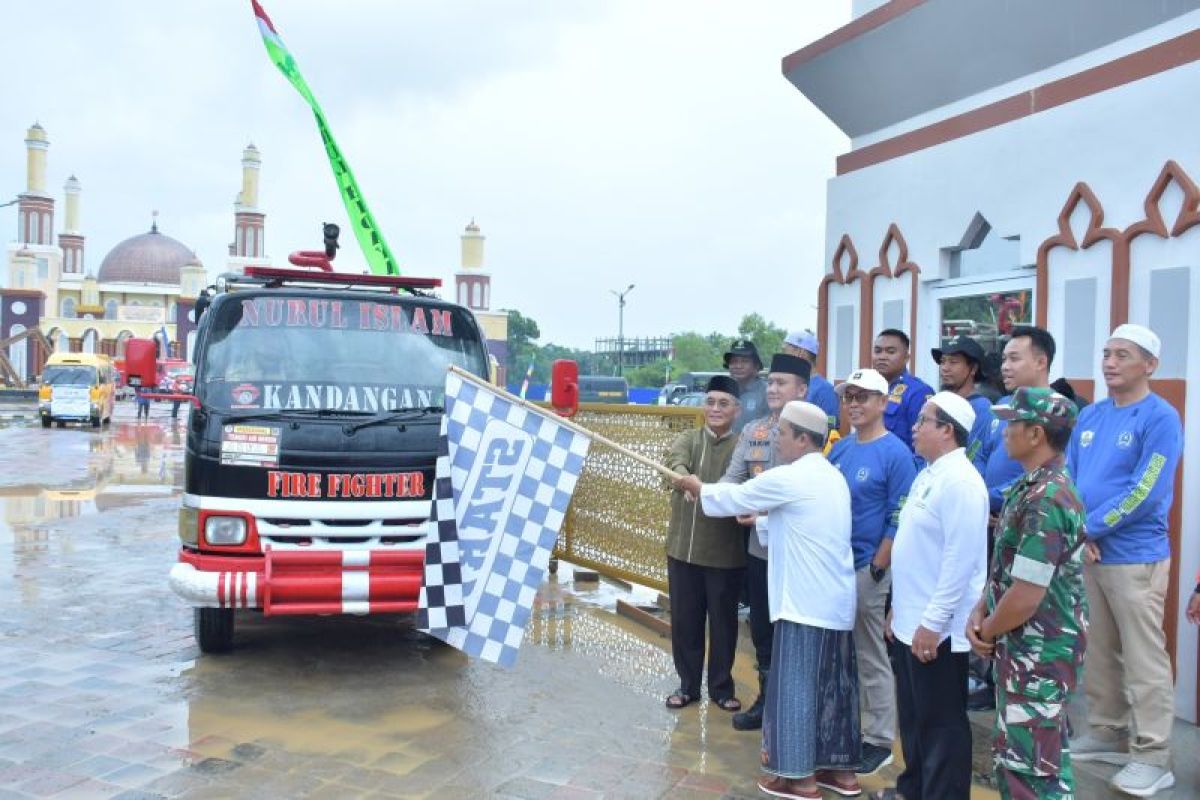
[503,309,790,389]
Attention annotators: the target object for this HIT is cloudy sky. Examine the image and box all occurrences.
[4,1,849,349]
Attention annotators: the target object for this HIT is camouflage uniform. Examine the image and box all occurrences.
[987,389,1088,800]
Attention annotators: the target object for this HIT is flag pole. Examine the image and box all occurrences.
[448,365,683,481]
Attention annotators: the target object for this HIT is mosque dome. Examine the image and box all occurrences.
[97,224,201,284]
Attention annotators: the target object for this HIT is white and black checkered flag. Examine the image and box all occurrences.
[417,369,590,666]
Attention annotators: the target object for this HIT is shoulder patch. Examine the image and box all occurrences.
[1080,430,1094,448]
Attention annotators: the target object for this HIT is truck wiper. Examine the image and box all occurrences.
[343,406,444,434]
[223,408,374,425]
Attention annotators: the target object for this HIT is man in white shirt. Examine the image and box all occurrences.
[877,392,989,800]
[676,401,860,799]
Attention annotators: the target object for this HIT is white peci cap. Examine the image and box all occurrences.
[929,391,976,433]
[835,368,889,397]
[780,400,829,437]
[1108,324,1161,359]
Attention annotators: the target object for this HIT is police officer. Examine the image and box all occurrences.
[724,338,767,433]
[967,387,1087,800]
[719,352,809,730]
[932,334,995,474]
[873,328,933,451]
[783,329,838,428]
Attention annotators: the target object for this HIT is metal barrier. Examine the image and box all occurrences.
[551,402,703,593]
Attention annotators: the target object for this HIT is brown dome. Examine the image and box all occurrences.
[97,226,201,284]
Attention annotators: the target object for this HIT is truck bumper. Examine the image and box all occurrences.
[170,547,425,616]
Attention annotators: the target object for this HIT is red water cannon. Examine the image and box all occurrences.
[287,222,340,272]
[550,359,580,418]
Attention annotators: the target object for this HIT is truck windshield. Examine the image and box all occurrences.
[196,294,489,413]
[43,366,97,386]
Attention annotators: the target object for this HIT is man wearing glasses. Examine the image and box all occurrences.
[875,392,988,800]
[829,368,917,776]
[663,376,747,712]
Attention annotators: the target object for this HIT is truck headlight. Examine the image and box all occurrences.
[204,516,247,546]
[178,507,198,545]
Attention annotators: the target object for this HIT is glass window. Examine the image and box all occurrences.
[37,258,48,279]
[42,365,97,385]
[104,299,119,320]
[196,294,490,412]
[939,289,1032,393]
[61,297,76,318]
[835,304,855,378]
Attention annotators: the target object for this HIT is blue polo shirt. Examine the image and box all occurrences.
[982,396,1024,514]
[883,371,934,451]
[829,431,917,569]
[1066,393,1182,564]
[808,372,839,428]
[965,393,995,476]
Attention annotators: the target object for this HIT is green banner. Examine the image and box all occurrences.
[252,0,400,275]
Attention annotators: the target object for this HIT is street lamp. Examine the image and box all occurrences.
[610,284,635,377]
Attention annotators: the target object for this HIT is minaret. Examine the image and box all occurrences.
[17,123,54,246]
[455,220,490,311]
[58,175,84,274]
[232,143,265,258]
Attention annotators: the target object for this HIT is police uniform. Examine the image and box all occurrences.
[735,375,767,433]
[986,389,1087,800]
[884,370,934,452]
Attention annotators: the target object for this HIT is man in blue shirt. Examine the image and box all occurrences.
[784,329,838,429]
[873,328,933,452]
[931,335,994,475]
[829,368,916,776]
[1066,324,1182,798]
[725,338,767,433]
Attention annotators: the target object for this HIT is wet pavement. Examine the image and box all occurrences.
[0,399,1184,798]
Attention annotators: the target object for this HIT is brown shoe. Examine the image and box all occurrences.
[758,776,821,799]
[815,769,862,797]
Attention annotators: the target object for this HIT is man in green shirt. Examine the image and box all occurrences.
[966,387,1087,800]
[664,375,746,712]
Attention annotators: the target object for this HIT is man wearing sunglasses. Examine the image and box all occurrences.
[829,368,917,776]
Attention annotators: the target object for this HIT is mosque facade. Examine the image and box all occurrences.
[2,123,508,385]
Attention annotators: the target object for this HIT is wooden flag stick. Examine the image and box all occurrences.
[447,365,683,481]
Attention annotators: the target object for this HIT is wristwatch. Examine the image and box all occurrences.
[870,564,888,583]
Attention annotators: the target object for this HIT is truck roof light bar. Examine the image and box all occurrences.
[242,266,442,290]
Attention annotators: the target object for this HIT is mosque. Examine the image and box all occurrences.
[1,123,507,383]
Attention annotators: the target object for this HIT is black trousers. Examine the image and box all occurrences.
[893,638,972,800]
[746,552,773,670]
[667,557,743,701]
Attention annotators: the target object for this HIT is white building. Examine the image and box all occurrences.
[786,0,1200,721]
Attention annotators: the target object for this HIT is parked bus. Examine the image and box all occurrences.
[38,353,117,428]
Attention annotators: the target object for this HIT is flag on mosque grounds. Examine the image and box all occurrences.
[417,370,591,667]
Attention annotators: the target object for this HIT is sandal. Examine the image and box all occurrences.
[713,696,742,712]
[758,776,821,799]
[665,690,696,709]
[815,769,862,797]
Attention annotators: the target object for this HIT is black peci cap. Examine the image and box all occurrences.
[706,374,741,398]
[768,353,811,382]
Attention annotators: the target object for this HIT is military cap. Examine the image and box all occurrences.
[992,386,1077,429]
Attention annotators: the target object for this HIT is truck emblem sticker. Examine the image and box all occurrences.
[230,383,262,408]
[238,298,453,336]
[266,470,426,499]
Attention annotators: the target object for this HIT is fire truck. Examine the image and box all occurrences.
[129,237,490,652]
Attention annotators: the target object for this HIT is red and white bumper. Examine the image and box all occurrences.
[169,547,424,615]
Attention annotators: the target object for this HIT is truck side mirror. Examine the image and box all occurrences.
[125,338,157,388]
[550,360,579,418]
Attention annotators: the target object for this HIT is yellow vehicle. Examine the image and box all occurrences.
[38,353,117,428]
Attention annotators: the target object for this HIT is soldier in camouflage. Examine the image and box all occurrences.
[965,387,1088,800]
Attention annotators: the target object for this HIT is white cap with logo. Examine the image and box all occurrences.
[1108,323,1161,359]
[835,368,890,397]
[930,391,976,433]
[780,400,829,437]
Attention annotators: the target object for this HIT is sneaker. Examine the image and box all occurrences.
[1110,761,1175,797]
[857,742,894,775]
[1070,732,1130,765]
[966,685,995,711]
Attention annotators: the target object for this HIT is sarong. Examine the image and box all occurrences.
[761,620,861,778]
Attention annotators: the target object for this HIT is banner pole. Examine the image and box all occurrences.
[447,365,683,481]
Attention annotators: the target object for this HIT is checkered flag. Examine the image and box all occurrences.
[417,370,590,667]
